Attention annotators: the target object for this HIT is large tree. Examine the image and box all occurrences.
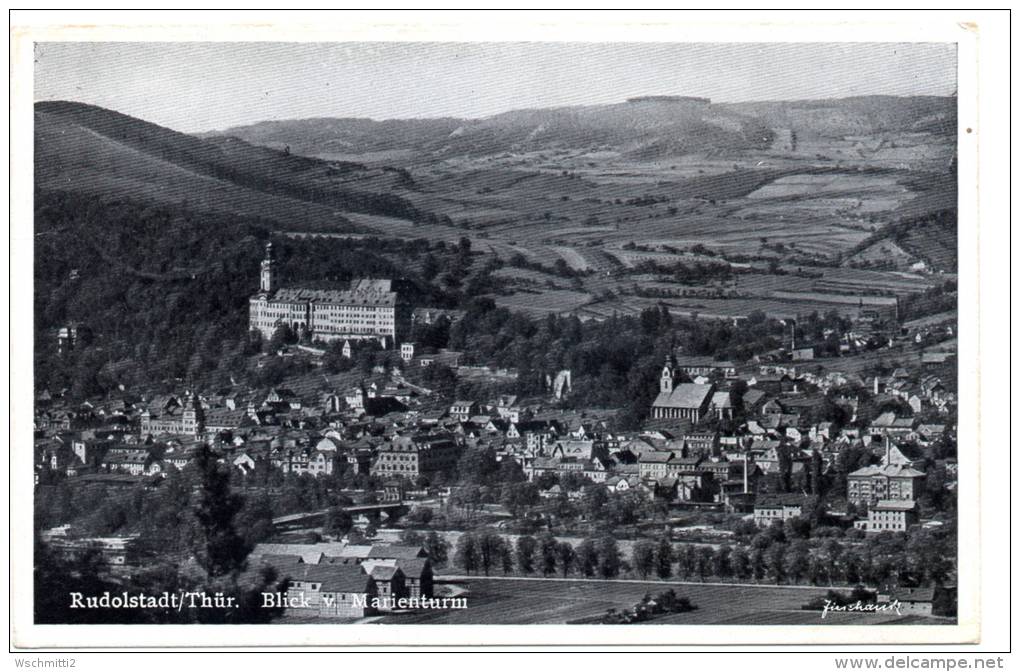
[191,445,250,578]
[539,532,558,577]
[654,538,674,579]
[515,535,537,575]
[556,541,576,578]
[631,539,657,580]
[597,536,622,579]
[575,539,599,578]
[454,531,480,574]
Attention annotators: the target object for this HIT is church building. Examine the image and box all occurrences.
[650,358,715,422]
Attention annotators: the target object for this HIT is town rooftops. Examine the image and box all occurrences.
[871,412,915,429]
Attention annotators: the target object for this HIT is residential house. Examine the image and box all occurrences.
[449,400,478,422]
[283,564,379,618]
[753,494,817,527]
[877,586,937,616]
[867,499,919,534]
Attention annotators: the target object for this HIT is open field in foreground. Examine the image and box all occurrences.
[376,577,952,625]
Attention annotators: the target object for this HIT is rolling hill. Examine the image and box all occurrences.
[34,101,444,232]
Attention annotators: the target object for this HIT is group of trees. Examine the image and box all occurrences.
[35,451,280,557]
[591,589,696,624]
[453,530,624,580]
[627,258,733,285]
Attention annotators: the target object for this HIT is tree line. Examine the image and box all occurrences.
[446,517,954,589]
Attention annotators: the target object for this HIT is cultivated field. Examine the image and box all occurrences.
[377,577,951,625]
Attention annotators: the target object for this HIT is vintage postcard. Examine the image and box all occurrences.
[9,11,997,651]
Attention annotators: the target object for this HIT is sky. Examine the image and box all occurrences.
[34,42,957,133]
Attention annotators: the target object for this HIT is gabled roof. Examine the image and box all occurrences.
[884,586,935,602]
[850,464,925,479]
[369,564,402,581]
[291,564,373,593]
[396,557,431,579]
[742,389,767,407]
[674,355,735,369]
[367,544,428,560]
[271,284,396,307]
[252,542,347,563]
[755,493,818,509]
[710,392,734,409]
[652,383,714,410]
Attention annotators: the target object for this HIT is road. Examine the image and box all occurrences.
[435,573,851,591]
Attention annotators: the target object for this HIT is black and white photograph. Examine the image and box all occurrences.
[9,10,1008,656]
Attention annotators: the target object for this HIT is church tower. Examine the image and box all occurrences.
[182,391,205,437]
[660,356,676,394]
[260,242,275,293]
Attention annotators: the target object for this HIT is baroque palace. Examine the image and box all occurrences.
[249,242,409,346]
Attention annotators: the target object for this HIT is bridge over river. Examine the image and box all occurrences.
[272,501,410,529]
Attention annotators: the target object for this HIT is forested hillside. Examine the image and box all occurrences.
[33,192,452,396]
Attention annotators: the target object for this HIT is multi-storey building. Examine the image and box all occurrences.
[371,435,462,479]
[139,393,204,437]
[847,463,925,505]
[249,243,409,346]
[867,499,919,533]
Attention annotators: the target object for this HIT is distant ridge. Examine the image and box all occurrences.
[206,94,954,162]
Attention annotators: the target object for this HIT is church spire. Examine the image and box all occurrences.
[260,242,275,293]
